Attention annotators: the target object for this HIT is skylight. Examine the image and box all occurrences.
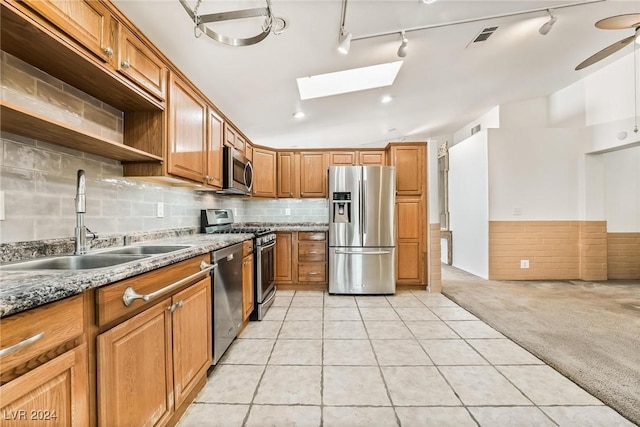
[296,61,404,100]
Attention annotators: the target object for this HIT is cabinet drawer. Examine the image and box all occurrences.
[298,242,326,263]
[243,240,253,257]
[298,264,326,282]
[96,254,211,328]
[0,295,84,376]
[298,232,326,241]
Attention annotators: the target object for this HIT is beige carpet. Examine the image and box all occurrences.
[441,265,640,426]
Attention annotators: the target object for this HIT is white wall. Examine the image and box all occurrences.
[453,106,500,146]
[499,97,549,129]
[449,131,489,278]
[549,80,586,128]
[487,128,584,221]
[602,146,640,232]
[426,138,445,223]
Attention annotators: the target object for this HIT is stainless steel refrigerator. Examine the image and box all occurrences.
[328,166,396,294]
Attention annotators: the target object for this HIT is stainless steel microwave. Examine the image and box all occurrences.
[221,146,253,195]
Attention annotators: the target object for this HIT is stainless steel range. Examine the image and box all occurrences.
[201,209,276,320]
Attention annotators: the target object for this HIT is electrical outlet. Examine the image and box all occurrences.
[156,202,164,218]
[0,191,4,221]
[520,259,529,269]
[285,208,291,216]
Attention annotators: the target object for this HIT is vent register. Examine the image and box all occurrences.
[467,26,499,47]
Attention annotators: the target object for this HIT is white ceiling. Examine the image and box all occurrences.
[112,0,639,149]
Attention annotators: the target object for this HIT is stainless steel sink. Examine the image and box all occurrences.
[101,245,191,255]
[0,254,150,271]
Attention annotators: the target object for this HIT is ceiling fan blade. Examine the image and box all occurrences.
[575,35,634,70]
[595,14,640,30]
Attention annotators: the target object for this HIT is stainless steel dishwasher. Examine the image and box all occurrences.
[212,242,243,365]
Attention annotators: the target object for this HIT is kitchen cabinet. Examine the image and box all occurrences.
[224,123,246,154]
[275,231,328,288]
[242,241,255,321]
[359,150,386,166]
[252,147,277,198]
[206,108,224,188]
[390,145,425,196]
[22,0,118,66]
[388,143,428,285]
[0,295,88,427]
[299,152,328,198]
[245,143,254,162]
[167,73,207,183]
[275,232,293,283]
[96,255,212,426]
[329,151,356,166]
[277,151,297,198]
[117,25,167,101]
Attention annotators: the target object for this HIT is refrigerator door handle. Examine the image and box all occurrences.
[334,250,391,255]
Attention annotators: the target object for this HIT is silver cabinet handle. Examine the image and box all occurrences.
[334,250,391,255]
[0,332,45,357]
[308,251,318,254]
[308,272,320,275]
[123,261,217,307]
[168,300,185,313]
[121,60,131,69]
[103,47,113,56]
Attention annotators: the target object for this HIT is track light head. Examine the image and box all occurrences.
[397,31,408,57]
[539,10,557,35]
[338,28,352,54]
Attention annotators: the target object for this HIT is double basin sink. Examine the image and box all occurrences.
[0,245,192,271]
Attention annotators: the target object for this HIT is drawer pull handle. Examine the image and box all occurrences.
[103,46,113,56]
[308,272,320,275]
[0,332,45,357]
[123,261,217,307]
[168,300,185,313]
[308,251,318,254]
[121,60,131,69]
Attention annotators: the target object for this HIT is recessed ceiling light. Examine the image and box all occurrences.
[420,0,437,4]
[381,95,393,104]
[293,112,305,119]
[297,61,404,100]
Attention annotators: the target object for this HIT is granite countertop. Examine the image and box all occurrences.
[241,222,329,232]
[0,234,252,318]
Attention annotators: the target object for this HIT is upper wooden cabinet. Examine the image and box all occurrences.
[167,74,207,183]
[245,143,254,162]
[22,0,117,65]
[329,151,356,166]
[206,108,224,188]
[117,25,166,101]
[277,151,328,198]
[299,152,328,198]
[252,147,277,198]
[329,150,386,167]
[277,152,296,198]
[390,145,425,196]
[359,150,386,166]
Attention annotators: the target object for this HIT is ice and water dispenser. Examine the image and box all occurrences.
[332,192,352,223]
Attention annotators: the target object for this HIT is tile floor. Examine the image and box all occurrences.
[178,290,634,427]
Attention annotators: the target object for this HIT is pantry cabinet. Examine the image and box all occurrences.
[391,145,425,196]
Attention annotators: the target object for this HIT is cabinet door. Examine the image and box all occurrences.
[97,300,173,427]
[397,199,422,240]
[299,152,327,198]
[242,254,255,321]
[0,344,88,427]
[329,151,356,166]
[224,123,237,148]
[236,135,246,154]
[206,108,224,188]
[252,148,277,198]
[277,152,296,198]
[359,150,386,166]
[168,74,207,183]
[245,143,254,163]
[391,145,425,195]
[117,25,166,100]
[172,278,212,408]
[24,0,116,64]
[275,232,293,283]
[397,242,422,282]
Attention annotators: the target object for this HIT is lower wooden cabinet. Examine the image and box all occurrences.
[0,344,89,427]
[275,231,327,288]
[97,276,211,427]
[243,253,255,321]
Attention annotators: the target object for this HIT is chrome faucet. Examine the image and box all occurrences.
[74,170,96,255]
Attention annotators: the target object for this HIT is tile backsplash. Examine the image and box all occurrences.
[0,51,328,244]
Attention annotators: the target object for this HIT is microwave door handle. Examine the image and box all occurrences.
[244,161,254,192]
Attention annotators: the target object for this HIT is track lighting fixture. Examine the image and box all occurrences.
[338,28,352,54]
[539,10,557,35]
[397,31,408,57]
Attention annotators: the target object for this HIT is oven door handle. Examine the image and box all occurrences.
[261,286,277,306]
[259,241,276,251]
